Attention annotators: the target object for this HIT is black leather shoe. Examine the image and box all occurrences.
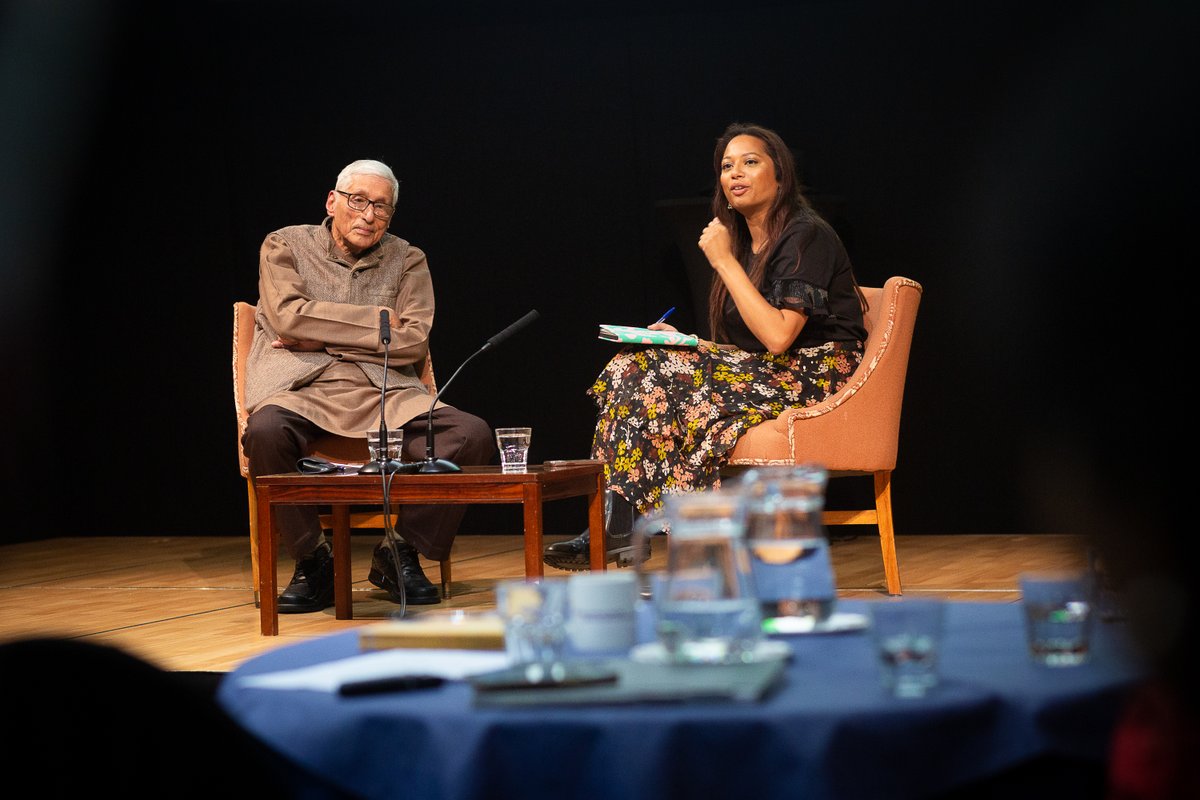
[278,544,334,614]
[544,490,648,571]
[369,541,441,605]
[543,529,651,571]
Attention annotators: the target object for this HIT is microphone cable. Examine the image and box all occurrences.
[380,467,406,619]
[377,310,407,617]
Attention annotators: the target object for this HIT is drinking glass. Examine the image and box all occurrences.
[870,598,944,698]
[495,427,532,473]
[738,464,835,627]
[1020,571,1093,666]
[366,428,402,462]
[653,489,762,663]
[495,578,568,683]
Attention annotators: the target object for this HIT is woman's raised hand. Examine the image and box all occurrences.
[698,217,733,267]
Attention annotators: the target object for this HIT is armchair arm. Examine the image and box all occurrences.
[727,277,921,472]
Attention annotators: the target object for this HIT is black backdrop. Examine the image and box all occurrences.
[3,0,1191,542]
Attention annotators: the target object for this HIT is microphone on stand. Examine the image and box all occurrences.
[361,310,410,616]
[418,309,540,473]
[359,309,408,475]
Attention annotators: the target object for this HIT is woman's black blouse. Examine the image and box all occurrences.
[720,211,868,352]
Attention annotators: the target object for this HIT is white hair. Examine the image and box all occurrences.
[335,159,399,204]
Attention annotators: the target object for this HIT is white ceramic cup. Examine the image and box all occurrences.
[566,572,639,656]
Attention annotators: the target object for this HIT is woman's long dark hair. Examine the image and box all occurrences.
[707,122,864,342]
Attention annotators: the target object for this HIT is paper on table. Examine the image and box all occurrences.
[235,648,511,693]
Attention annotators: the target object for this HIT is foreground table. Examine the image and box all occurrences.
[218,601,1145,799]
[255,464,606,635]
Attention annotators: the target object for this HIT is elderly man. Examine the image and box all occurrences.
[242,159,493,613]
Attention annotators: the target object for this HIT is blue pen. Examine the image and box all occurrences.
[652,306,676,326]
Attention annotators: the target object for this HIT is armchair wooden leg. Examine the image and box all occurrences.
[874,470,903,596]
[246,479,261,607]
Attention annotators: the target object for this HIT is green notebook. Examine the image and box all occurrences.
[598,324,699,347]
[471,658,785,707]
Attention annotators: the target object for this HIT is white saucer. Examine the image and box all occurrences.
[629,639,792,665]
[762,612,869,635]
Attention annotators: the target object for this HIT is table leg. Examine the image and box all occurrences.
[588,470,607,572]
[522,483,545,579]
[256,488,279,635]
[332,505,353,619]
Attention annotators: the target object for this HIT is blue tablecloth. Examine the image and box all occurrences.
[217,601,1144,800]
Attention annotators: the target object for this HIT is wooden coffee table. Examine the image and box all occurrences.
[254,463,607,635]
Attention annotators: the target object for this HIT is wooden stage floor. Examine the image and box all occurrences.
[0,532,1090,673]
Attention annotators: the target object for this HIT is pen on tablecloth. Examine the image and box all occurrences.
[651,306,676,326]
[338,675,445,696]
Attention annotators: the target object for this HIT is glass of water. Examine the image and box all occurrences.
[1020,571,1093,666]
[653,489,762,664]
[494,427,532,473]
[738,464,835,628]
[366,428,402,462]
[870,598,945,698]
[495,578,568,683]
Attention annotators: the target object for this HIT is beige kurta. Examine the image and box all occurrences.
[244,218,443,437]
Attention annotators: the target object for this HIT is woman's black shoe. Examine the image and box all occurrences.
[543,529,650,571]
[543,491,648,571]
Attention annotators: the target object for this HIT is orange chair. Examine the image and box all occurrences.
[725,277,923,595]
[232,301,451,606]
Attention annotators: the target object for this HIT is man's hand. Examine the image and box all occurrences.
[271,336,325,352]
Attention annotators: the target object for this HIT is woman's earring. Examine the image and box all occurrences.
[726,202,733,210]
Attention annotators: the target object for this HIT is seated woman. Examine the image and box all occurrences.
[545,122,869,570]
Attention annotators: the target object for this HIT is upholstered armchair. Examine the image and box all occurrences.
[725,276,923,595]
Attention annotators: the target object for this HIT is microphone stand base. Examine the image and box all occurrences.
[418,458,462,474]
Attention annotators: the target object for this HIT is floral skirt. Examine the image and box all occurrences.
[588,341,863,514]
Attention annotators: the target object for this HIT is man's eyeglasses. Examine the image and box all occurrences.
[335,190,394,220]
